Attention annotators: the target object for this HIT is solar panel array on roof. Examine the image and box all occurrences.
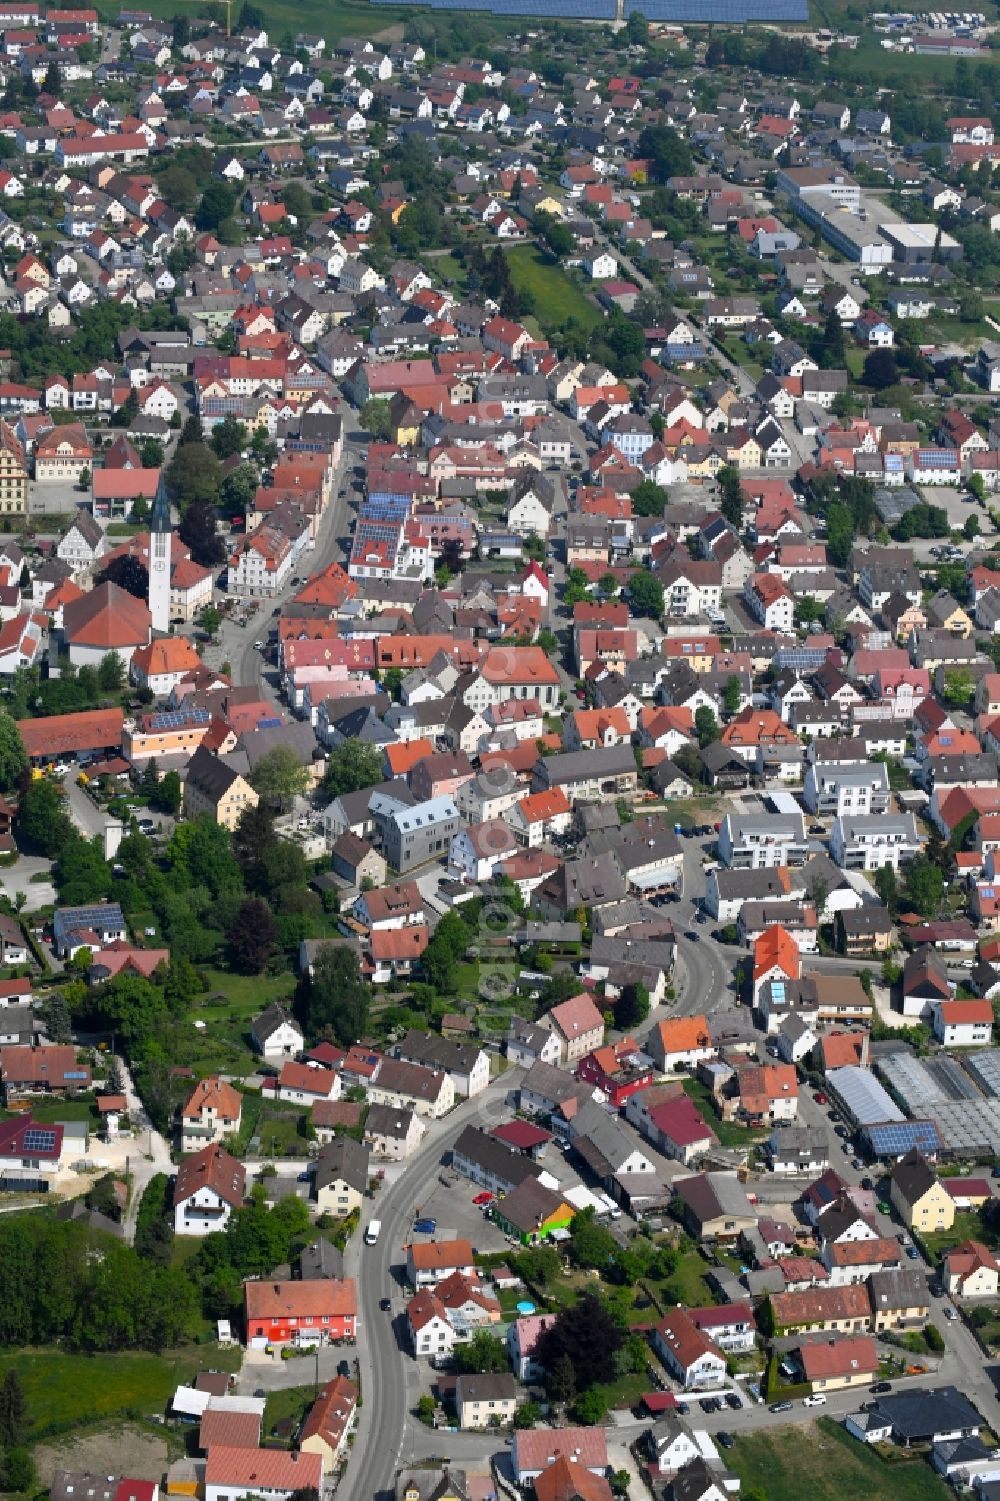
[864,1120,942,1157]
[149,706,211,732]
[23,1127,57,1153]
[626,0,807,15]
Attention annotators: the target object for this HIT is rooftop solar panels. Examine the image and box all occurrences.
[626,0,808,15]
[149,706,211,732]
[23,1127,58,1153]
[865,1120,942,1157]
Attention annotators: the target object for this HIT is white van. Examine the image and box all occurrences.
[365,1219,382,1246]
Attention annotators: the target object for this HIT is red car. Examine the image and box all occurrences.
[473,1191,494,1206]
[814,1091,827,1104]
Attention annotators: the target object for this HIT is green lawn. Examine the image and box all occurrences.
[97,0,409,43]
[263,1383,317,1444]
[660,1247,715,1308]
[196,969,296,1022]
[504,245,603,335]
[730,1417,949,1501]
[924,1207,996,1260]
[1,1348,241,1442]
[681,1077,765,1150]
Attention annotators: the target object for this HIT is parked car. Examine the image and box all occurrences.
[725,1392,741,1410]
[472,1191,494,1206]
[769,1401,793,1413]
[699,1397,715,1414]
[944,1306,958,1321]
[414,1218,436,1234]
[870,1381,892,1393]
[802,1395,826,1408]
[379,1297,391,1312]
[813,1091,827,1104]
[717,1432,735,1449]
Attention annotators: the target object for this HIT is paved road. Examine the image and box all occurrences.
[343,1075,520,1501]
[219,437,360,697]
[117,1052,173,1242]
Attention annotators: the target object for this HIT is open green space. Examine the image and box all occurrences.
[1,1348,242,1442]
[504,245,603,336]
[97,0,409,44]
[923,1207,996,1260]
[729,1416,949,1501]
[263,1383,316,1445]
[660,1245,715,1307]
[681,1076,765,1150]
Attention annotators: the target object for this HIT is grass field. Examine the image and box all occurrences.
[263,1383,317,1444]
[96,0,409,44]
[682,1076,765,1150]
[924,1207,995,1259]
[504,245,603,335]
[2,1349,242,1441]
[730,1417,949,1501]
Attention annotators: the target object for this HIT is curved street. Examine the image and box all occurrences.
[343,1075,521,1501]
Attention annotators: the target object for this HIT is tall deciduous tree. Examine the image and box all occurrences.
[227,897,278,974]
[250,745,309,809]
[0,711,27,792]
[296,943,370,1046]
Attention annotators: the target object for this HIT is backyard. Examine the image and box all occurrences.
[681,1076,766,1150]
[1,1348,242,1443]
[730,1417,950,1501]
[923,1207,998,1260]
[504,245,604,337]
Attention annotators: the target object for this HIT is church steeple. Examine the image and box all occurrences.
[148,480,171,633]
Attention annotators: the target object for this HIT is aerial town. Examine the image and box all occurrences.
[8,1,1000,1500]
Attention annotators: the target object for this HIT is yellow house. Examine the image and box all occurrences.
[889,1150,955,1234]
[183,744,259,831]
[927,591,973,638]
[389,392,423,447]
[299,1375,357,1469]
[530,192,564,218]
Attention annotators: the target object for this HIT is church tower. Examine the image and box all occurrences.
[148,483,171,634]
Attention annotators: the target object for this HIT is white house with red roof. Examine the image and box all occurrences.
[520,561,549,605]
[62,580,151,669]
[653,1309,727,1389]
[944,1239,1000,1297]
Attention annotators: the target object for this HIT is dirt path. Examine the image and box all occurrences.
[34,1425,172,1486]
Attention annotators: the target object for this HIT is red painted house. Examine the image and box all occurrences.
[576,1039,654,1109]
[244,1278,357,1346]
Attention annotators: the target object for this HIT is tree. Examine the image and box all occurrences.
[150,770,182,816]
[695,705,719,748]
[198,605,222,638]
[167,444,222,510]
[323,741,385,798]
[0,1368,27,1448]
[421,909,469,992]
[637,123,692,183]
[41,990,72,1043]
[0,711,27,792]
[615,981,650,1029]
[547,1353,576,1405]
[628,569,664,620]
[452,1330,508,1373]
[233,800,277,889]
[158,163,199,215]
[630,480,668,518]
[196,181,236,232]
[722,675,741,716]
[180,414,204,446]
[98,650,125,692]
[220,463,258,520]
[537,1291,624,1392]
[965,514,981,541]
[513,1401,541,1429]
[717,465,743,528]
[296,943,370,1046]
[903,855,944,917]
[572,1387,607,1426]
[97,554,148,601]
[3,1449,35,1494]
[821,307,846,367]
[251,745,309,810]
[227,897,278,974]
[210,415,249,460]
[873,863,897,913]
[568,1208,619,1274]
[863,348,900,390]
[18,778,72,857]
[360,398,392,440]
[179,500,227,565]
